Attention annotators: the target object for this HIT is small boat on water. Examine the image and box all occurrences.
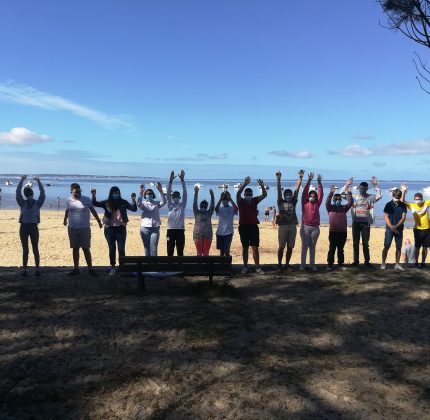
[258,185,270,190]
[217,182,229,189]
[5,181,13,186]
[233,183,242,189]
[194,183,203,190]
[46,182,52,187]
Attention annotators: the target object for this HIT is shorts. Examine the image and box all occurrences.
[278,224,297,248]
[384,227,403,250]
[216,234,233,252]
[68,227,91,249]
[413,228,430,248]
[238,224,259,247]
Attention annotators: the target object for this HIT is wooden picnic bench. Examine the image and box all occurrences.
[119,255,233,290]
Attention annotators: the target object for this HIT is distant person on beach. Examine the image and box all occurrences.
[16,175,45,277]
[271,205,277,228]
[326,180,353,271]
[236,176,267,274]
[381,188,407,270]
[166,170,187,256]
[350,176,382,268]
[56,196,61,209]
[264,206,270,221]
[215,190,238,257]
[0,187,2,201]
[91,186,137,275]
[275,169,304,271]
[401,238,416,266]
[64,183,102,276]
[401,187,430,268]
[300,172,324,271]
[137,182,166,256]
[193,186,215,256]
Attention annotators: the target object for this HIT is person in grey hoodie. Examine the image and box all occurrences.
[16,175,45,277]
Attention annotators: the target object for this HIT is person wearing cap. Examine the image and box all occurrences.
[16,175,46,277]
[166,170,187,256]
[236,176,267,274]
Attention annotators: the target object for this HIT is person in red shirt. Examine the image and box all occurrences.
[236,176,267,274]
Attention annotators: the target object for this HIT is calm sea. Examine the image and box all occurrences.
[1,175,429,228]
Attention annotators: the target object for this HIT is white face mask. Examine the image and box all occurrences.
[172,197,180,204]
[309,197,316,203]
[145,194,154,201]
[393,198,399,203]
[334,200,342,206]
[415,199,423,205]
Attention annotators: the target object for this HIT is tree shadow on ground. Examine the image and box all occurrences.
[0,265,430,419]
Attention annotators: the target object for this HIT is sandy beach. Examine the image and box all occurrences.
[0,209,415,268]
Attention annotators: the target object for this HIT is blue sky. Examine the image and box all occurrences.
[0,0,429,180]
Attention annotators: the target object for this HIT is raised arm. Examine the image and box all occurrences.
[302,172,313,205]
[156,182,166,208]
[400,183,408,203]
[236,176,251,202]
[193,185,199,214]
[325,186,335,211]
[317,174,324,206]
[215,193,223,215]
[179,170,187,207]
[34,176,45,207]
[256,179,267,203]
[209,189,215,215]
[345,190,353,211]
[126,192,137,211]
[137,184,145,209]
[167,171,174,208]
[15,175,26,207]
[276,171,283,202]
[294,170,305,199]
[371,176,382,203]
[91,188,104,208]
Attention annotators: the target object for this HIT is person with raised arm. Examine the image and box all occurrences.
[91,186,137,275]
[300,172,324,271]
[325,180,353,271]
[16,175,46,277]
[236,176,267,274]
[400,184,430,268]
[380,188,407,270]
[215,190,238,257]
[166,170,187,256]
[350,176,382,268]
[137,182,166,256]
[275,169,304,271]
[193,186,215,256]
[64,183,102,276]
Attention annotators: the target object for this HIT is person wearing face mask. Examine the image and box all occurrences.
[400,186,430,268]
[193,186,215,256]
[166,170,187,256]
[137,182,166,256]
[381,189,407,270]
[16,175,46,277]
[215,190,238,257]
[64,183,103,276]
[91,186,137,275]
[236,176,268,274]
[300,172,324,271]
[350,176,382,268]
[275,169,304,271]
[325,182,353,271]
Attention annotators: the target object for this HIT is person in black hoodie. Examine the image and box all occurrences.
[91,186,137,275]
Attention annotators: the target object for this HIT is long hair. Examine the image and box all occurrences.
[107,186,121,211]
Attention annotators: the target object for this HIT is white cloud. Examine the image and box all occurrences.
[0,81,131,130]
[269,150,312,159]
[0,127,52,146]
[329,138,430,157]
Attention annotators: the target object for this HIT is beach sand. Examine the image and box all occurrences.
[0,209,414,268]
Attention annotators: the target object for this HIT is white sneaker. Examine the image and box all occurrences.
[338,265,348,271]
[241,266,249,274]
[109,267,117,276]
[394,264,405,271]
[380,263,386,270]
[255,267,265,275]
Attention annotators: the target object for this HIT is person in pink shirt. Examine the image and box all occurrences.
[300,172,323,271]
[325,182,353,271]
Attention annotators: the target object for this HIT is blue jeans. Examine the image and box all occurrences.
[140,226,160,256]
[104,225,127,266]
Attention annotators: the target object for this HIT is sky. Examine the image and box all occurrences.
[0,0,430,180]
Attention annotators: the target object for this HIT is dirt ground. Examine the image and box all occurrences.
[1,266,430,419]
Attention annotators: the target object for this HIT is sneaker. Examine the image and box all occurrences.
[326,265,333,271]
[109,267,117,276]
[241,266,249,274]
[394,264,405,271]
[338,265,348,271]
[67,268,80,276]
[276,265,282,272]
[414,263,420,269]
[365,262,374,269]
[88,268,98,277]
[350,261,359,267]
[20,270,28,278]
[255,267,265,275]
[420,262,427,269]
[310,265,318,272]
[35,270,41,278]
[380,263,386,270]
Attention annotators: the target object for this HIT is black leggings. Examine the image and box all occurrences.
[19,223,40,268]
[167,229,185,256]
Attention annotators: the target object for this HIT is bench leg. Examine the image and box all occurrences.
[209,275,214,287]
[137,272,146,291]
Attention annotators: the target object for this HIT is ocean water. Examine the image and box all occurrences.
[1,175,429,228]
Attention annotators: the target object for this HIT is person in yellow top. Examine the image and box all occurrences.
[401,185,430,268]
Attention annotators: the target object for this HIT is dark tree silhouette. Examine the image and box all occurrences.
[379,0,430,93]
